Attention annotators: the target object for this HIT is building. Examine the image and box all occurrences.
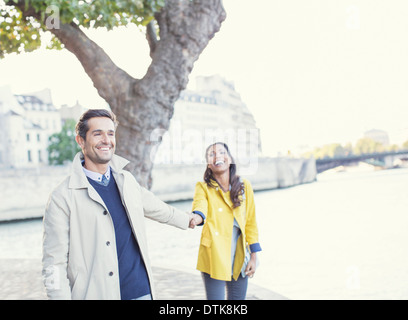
[0,75,261,169]
[0,86,61,168]
[60,100,87,124]
[153,75,261,166]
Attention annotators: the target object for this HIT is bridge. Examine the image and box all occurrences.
[315,150,408,173]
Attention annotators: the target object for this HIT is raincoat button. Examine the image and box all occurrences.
[103,210,108,215]
[218,208,223,212]
[109,272,114,276]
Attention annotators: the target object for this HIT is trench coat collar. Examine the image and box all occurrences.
[68,152,130,189]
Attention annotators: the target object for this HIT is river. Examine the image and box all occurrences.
[1,167,408,299]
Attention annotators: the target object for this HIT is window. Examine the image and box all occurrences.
[28,150,32,162]
[26,133,30,142]
[38,150,42,162]
[37,133,40,142]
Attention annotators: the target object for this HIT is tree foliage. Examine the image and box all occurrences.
[0,0,164,58]
[304,138,407,159]
[0,1,41,57]
[303,143,352,159]
[353,137,385,155]
[47,119,80,165]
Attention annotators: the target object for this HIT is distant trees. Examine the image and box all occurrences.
[47,119,80,165]
[304,138,407,159]
[304,143,349,159]
[353,137,385,155]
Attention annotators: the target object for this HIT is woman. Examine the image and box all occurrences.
[190,142,262,300]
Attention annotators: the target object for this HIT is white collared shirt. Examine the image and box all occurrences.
[82,165,111,183]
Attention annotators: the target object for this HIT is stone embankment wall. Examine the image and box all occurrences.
[0,157,316,221]
[151,157,317,202]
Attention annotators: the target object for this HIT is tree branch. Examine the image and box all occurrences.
[146,21,158,58]
[49,22,134,107]
[138,0,226,116]
[12,0,135,107]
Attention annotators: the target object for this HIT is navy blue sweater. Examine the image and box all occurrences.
[88,176,151,300]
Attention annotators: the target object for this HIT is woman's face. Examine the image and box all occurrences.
[206,144,231,174]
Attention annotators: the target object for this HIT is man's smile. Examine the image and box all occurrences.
[96,145,112,151]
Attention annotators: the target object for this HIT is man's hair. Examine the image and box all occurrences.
[75,109,118,141]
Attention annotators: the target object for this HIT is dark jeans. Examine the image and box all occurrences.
[201,272,248,300]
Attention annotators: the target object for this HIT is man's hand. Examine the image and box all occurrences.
[188,213,203,229]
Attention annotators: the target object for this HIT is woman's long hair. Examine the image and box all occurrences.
[204,142,245,208]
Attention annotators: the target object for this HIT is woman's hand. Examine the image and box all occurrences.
[245,253,257,278]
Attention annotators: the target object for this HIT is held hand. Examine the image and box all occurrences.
[193,214,203,226]
[245,253,257,278]
[188,213,203,229]
[188,213,196,229]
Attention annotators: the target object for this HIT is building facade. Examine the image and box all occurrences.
[153,75,261,167]
[60,101,87,124]
[0,86,61,168]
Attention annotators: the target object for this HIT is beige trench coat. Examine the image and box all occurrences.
[42,153,190,300]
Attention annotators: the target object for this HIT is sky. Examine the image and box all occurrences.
[1,0,408,156]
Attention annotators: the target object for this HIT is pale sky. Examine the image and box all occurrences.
[1,0,408,156]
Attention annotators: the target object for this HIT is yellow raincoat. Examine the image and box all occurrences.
[192,179,261,281]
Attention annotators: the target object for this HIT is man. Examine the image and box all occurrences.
[42,109,201,300]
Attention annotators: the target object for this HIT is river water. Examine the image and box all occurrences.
[1,167,408,300]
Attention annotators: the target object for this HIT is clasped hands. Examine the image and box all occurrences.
[188,213,203,229]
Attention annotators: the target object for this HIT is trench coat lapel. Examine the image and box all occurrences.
[67,152,130,209]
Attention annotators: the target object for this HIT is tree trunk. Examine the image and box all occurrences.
[16,0,226,188]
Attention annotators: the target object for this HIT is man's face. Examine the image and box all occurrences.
[76,117,116,170]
